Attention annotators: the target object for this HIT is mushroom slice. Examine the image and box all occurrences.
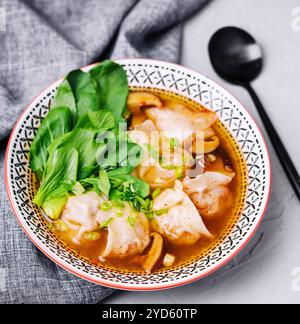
[184,128,220,155]
[204,128,215,140]
[143,232,164,273]
[127,92,162,113]
[192,135,220,154]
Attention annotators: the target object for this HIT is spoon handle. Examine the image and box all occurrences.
[245,83,300,201]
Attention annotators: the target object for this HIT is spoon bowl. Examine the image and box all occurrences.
[208,26,263,84]
[208,26,300,201]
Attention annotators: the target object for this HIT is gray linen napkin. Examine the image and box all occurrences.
[0,0,210,304]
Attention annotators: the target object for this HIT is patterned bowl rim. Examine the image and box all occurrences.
[4,58,272,291]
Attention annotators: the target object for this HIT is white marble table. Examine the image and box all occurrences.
[105,0,300,304]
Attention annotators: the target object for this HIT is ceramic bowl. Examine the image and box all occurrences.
[5,59,271,290]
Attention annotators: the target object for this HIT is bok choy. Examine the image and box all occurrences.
[30,60,152,220]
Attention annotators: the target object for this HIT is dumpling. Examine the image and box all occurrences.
[129,124,177,189]
[145,104,217,143]
[129,124,194,189]
[61,191,103,243]
[152,181,212,245]
[183,171,234,217]
[97,202,150,258]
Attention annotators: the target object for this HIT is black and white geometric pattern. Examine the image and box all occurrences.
[5,59,271,289]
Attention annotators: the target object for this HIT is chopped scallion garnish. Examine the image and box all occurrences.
[84,231,101,241]
[100,201,113,211]
[169,137,178,150]
[99,217,114,228]
[175,166,184,179]
[152,188,162,199]
[154,208,169,216]
[127,211,137,227]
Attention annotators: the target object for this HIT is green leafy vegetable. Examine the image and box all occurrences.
[80,170,111,197]
[29,107,72,181]
[30,60,154,220]
[33,147,78,207]
[48,129,103,180]
[42,196,68,220]
[67,69,100,120]
[108,172,151,214]
[107,165,135,177]
[90,60,129,123]
[72,181,85,195]
[74,110,115,131]
[99,170,111,196]
[96,129,143,170]
[51,79,77,123]
[109,175,150,198]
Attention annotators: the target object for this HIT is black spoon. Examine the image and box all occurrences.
[208,26,300,201]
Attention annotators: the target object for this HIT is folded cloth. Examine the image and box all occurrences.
[0,0,210,304]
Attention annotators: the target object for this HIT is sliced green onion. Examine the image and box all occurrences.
[145,212,154,220]
[169,137,178,150]
[155,208,169,216]
[116,208,123,217]
[99,217,114,229]
[112,200,125,208]
[162,165,176,170]
[152,188,162,199]
[100,201,113,211]
[175,166,185,179]
[84,231,101,241]
[149,200,154,211]
[127,211,136,228]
